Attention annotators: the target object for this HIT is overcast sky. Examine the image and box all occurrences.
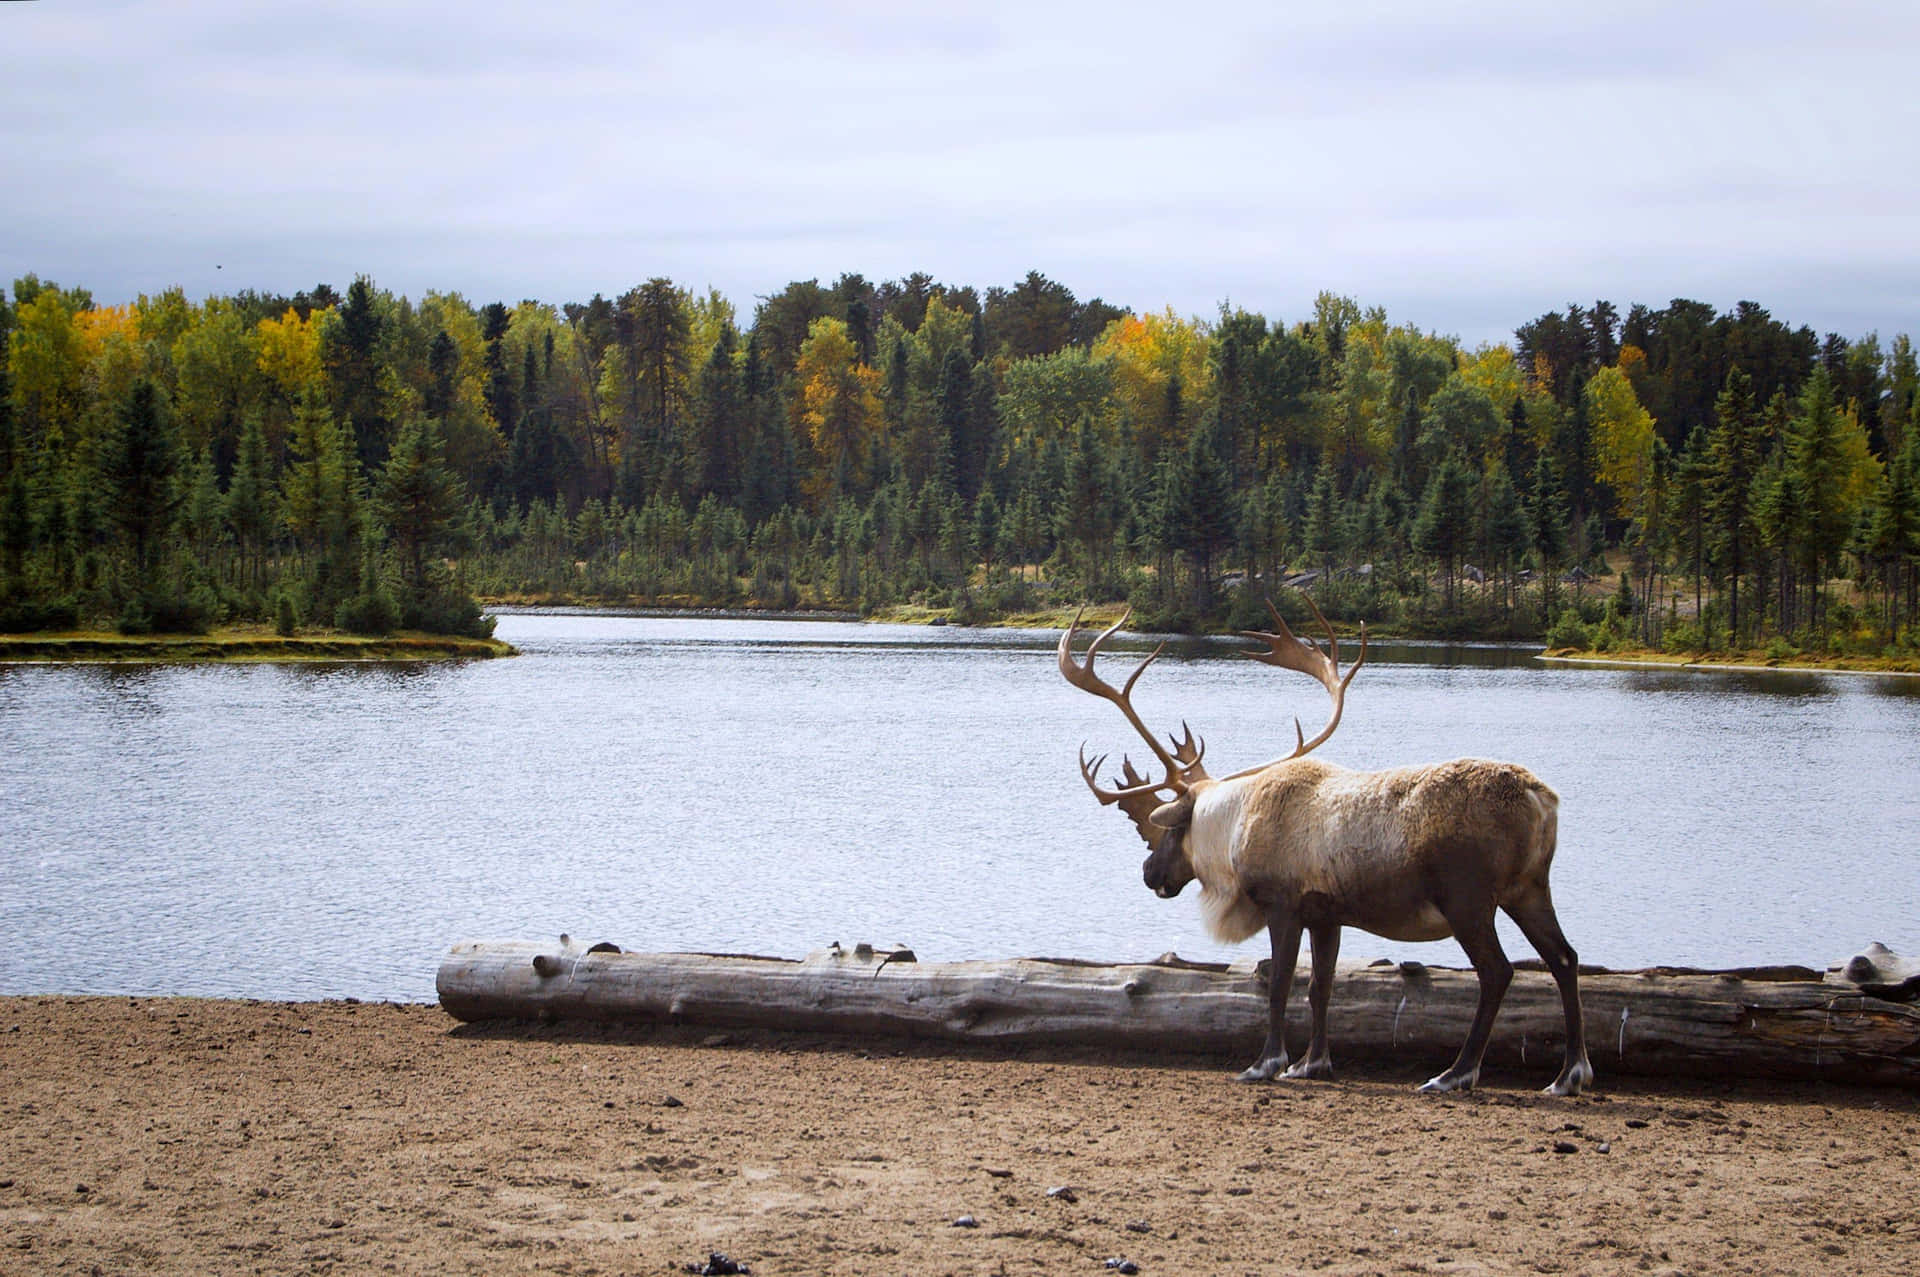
[5,0,1916,346]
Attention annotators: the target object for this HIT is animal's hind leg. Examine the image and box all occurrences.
[1283,920,1340,1079]
[1505,891,1594,1096]
[1417,905,1512,1094]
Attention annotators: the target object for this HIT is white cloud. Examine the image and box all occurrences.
[3,0,1916,345]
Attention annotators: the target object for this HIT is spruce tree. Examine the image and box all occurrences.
[1706,370,1764,642]
[104,378,179,587]
[377,415,468,601]
[1413,450,1475,613]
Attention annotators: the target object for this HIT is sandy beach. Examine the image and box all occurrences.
[1,995,1914,1275]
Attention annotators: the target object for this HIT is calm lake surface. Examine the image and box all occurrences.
[3,612,1917,1002]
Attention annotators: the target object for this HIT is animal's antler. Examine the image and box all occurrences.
[1225,593,1367,779]
[1058,608,1210,800]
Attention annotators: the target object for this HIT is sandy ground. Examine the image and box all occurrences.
[1,997,1915,1276]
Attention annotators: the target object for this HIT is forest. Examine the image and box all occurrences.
[2,269,1916,655]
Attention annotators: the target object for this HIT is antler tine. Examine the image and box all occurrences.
[1058,607,1195,787]
[1078,743,1174,806]
[1169,721,1206,779]
[1235,592,1368,766]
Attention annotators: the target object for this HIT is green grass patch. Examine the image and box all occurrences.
[0,626,515,664]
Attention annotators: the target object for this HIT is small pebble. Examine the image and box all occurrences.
[952,1215,979,1228]
[1047,1185,1078,1202]
[1553,1141,1579,1154]
[1105,1260,1140,1274]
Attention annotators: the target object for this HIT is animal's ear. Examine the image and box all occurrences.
[1149,795,1195,830]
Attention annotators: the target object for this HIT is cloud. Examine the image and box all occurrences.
[3,0,1917,346]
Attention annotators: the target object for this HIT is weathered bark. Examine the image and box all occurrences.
[436,939,1920,1090]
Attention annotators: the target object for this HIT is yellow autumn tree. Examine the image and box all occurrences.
[1091,307,1211,461]
[172,299,261,459]
[254,306,327,449]
[416,292,505,488]
[1456,344,1523,420]
[7,289,87,447]
[74,305,147,440]
[794,316,883,508]
[1586,363,1657,518]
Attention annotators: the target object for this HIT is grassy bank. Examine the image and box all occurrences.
[1539,643,1920,676]
[0,626,515,663]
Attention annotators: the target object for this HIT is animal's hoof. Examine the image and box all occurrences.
[1235,1057,1286,1083]
[1544,1059,1594,1097]
[1416,1071,1476,1094]
[1282,1058,1332,1081]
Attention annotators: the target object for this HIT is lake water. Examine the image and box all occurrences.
[3,611,1917,1003]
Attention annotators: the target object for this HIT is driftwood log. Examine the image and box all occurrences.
[436,938,1920,1090]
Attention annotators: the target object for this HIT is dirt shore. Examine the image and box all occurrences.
[1,997,1914,1276]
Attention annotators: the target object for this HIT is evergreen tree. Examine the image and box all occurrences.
[1413,450,1475,613]
[103,378,179,585]
[1054,418,1114,591]
[225,415,273,590]
[1705,369,1765,643]
[1483,466,1529,618]
[689,325,743,500]
[1785,366,1852,630]
[1179,418,1237,612]
[378,415,469,602]
[1302,465,1342,579]
[971,488,1001,577]
[281,388,362,621]
[1,466,29,592]
[1863,437,1920,638]
[1671,425,1711,632]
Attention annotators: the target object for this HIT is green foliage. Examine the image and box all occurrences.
[337,582,401,635]
[1661,620,1706,654]
[1544,608,1589,650]
[0,269,1913,651]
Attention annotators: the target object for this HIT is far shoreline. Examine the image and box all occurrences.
[0,629,515,664]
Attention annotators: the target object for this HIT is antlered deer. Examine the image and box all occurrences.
[1059,599,1592,1095]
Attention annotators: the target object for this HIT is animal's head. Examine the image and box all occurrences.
[1142,792,1197,898]
[1056,594,1365,899]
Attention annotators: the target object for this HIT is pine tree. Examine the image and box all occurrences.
[1181,418,1237,613]
[1,466,29,592]
[377,415,468,600]
[103,378,179,585]
[1706,370,1765,643]
[1302,465,1342,580]
[282,388,362,621]
[1483,466,1529,619]
[1413,450,1475,613]
[1785,367,1852,631]
[225,415,273,591]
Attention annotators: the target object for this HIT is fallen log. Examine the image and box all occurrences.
[436,938,1920,1090]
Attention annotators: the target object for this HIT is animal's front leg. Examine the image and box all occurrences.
[1283,920,1341,1079]
[1237,912,1302,1082]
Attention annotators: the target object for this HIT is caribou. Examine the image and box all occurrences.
[1059,598,1593,1095]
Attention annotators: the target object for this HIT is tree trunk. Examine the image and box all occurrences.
[437,940,1920,1090]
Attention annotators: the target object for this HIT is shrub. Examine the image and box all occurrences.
[337,585,401,636]
[0,596,80,633]
[400,588,495,639]
[274,591,299,636]
[1661,620,1706,655]
[1544,608,1589,650]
